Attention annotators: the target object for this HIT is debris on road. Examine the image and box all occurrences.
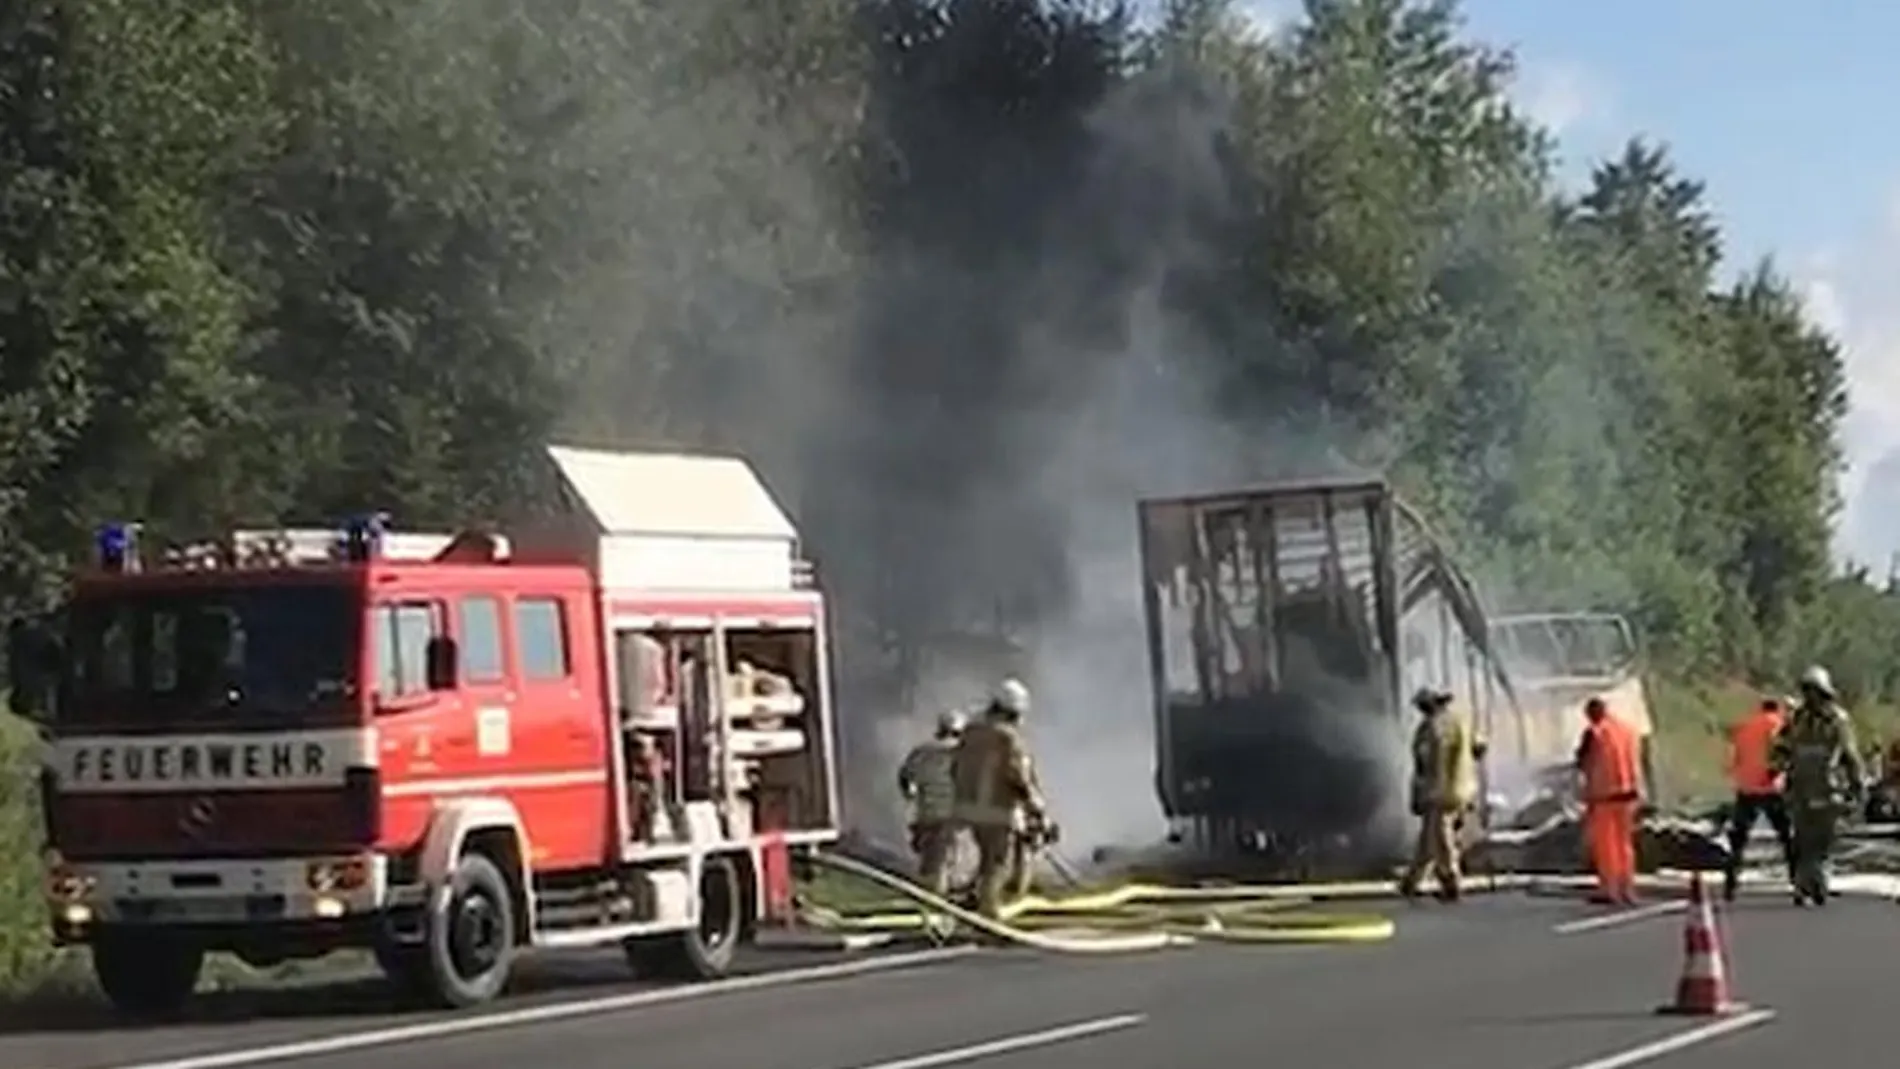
[1468,760,1730,875]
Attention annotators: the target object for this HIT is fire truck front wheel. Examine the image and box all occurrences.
[92,928,205,1017]
[422,851,518,1008]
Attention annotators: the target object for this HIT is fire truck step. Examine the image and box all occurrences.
[753,929,896,952]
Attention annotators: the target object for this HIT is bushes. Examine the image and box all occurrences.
[0,714,58,999]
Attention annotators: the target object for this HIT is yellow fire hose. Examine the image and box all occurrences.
[804,850,1398,952]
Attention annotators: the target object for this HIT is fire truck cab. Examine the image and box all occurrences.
[4,445,841,1014]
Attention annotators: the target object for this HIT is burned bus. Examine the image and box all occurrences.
[1137,476,1522,875]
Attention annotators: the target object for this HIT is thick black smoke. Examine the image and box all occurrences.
[418,2,1391,847]
[800,56,1328,844]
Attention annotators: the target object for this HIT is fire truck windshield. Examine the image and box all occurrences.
[60,584,360,728]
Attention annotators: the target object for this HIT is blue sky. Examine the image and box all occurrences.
[1217,0,1900,568]
[1457,1,1898,271]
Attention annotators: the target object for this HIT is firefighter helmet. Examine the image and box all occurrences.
[1799,664,1835,697]
[990,677,1031,717]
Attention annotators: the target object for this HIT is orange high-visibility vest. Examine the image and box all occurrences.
[1582,715,1639,802]
[1729,707,1785,794]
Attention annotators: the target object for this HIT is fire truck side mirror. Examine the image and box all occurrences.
[424,635,458,692]
[5,617,59,723]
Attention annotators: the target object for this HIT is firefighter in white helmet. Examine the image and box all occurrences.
[898,710,967,895]
[1771,665,1865,905]
[952,677,1050,917]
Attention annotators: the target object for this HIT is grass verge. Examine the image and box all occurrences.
[0,712,57,1005]
[1648,675,1900,807]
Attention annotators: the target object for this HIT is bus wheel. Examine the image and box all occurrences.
[624,855,741,981]
[93,928,204,1017]
[423,851,517,1007]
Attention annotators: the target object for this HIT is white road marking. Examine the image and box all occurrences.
[1553,901,1686,934]
[1557,1008,1775,1069]
[835,1014,1147,1069]
[97,947,976,1069]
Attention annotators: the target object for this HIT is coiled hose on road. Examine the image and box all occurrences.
[803,850,1398,953]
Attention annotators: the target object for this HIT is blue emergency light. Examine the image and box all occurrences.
[95,523,141,573]
[342,512,391,563]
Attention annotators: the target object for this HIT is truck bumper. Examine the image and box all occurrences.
[47,854,389,941]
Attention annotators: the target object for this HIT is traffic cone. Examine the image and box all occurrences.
[1657,873,1745,1016]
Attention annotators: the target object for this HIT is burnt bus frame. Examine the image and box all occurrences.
[1137,476,1401,824]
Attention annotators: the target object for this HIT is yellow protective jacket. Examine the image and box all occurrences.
[1410,711,1480,812]
[952,718,1044,828]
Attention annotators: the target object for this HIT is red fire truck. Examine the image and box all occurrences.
[3,445,842,1014]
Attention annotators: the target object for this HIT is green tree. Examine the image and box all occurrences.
[1715,266,1847,631]
[0,0,281,614]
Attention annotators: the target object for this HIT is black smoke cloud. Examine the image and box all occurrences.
[798,58,1322,844]
[459,2,1370,847]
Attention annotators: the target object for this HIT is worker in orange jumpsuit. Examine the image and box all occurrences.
[1574,696,1643,905]
[1723,696,1793,901]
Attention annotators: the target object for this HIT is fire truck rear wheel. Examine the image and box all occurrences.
[624,854,741,981]
[92,928,205,1017]
[423,851,518,1007]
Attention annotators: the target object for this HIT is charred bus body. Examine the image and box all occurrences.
[1138,477,1522,876]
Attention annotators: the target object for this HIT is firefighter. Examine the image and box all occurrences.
[1397,688,1482,902]
[897,710,966,896]
[1574,696,1642,906]
[1722,696,1793,901]
[952,677,1049,919]
[1770,665,1865,906]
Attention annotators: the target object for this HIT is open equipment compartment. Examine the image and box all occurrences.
[524,445,841,857]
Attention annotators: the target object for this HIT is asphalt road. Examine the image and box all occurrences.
[4,888,1895,1069]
